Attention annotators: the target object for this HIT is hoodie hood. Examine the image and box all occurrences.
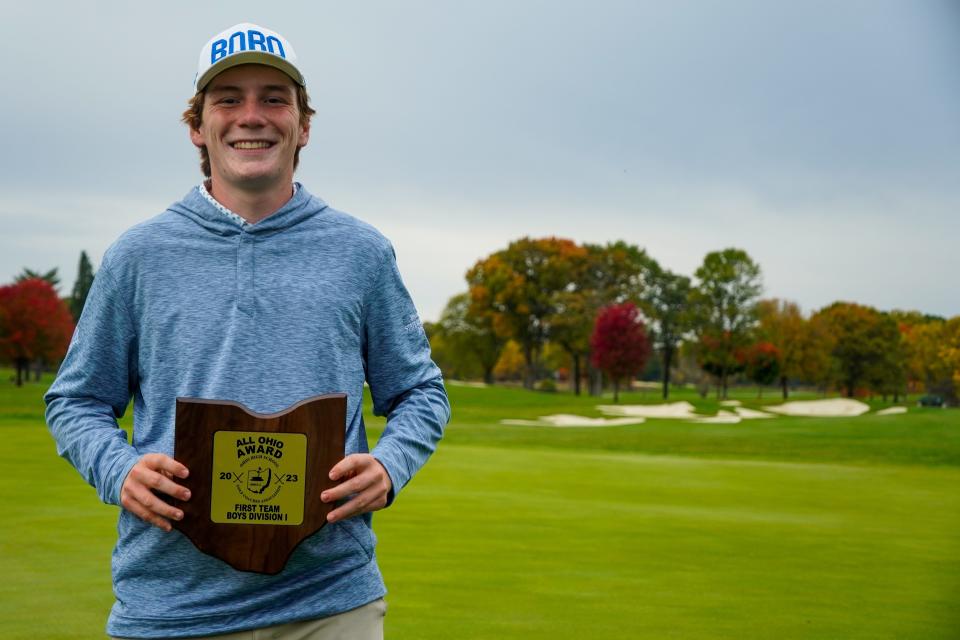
[167,182,328,237]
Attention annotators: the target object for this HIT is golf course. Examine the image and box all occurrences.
[2,373,958,639]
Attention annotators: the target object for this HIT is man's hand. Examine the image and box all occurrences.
[321,454,392,523]
[120,454,191,532]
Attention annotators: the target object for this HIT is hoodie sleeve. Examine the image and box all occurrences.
[44,263,141,506]
[362,244,451,505]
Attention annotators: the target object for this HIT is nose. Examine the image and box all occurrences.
[236,99,268,128]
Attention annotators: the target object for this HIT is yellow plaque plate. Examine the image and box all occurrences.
[211,431,307,526]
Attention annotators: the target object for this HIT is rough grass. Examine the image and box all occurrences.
[3,373,959,638]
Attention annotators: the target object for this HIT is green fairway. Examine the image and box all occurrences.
[3,375,959,638]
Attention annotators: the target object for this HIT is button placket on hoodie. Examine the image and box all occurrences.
[237,231,256,315]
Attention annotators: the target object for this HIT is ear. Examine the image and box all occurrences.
[298,119,310,148]
[189,127,206,149]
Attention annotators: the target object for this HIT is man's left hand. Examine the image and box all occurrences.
[321,454,392,523]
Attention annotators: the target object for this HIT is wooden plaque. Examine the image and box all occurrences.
[168,394,346,575]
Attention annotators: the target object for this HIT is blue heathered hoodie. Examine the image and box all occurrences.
[44,185,450,638]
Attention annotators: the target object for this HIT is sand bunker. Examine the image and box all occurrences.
[764,398,870,417]
[693,411,742,424]
[598,401,775,422]
[502,397,892,428]
[734,407,774,419]
[501,414,646,428]
[598,401,700,419]
[876,406,907,416]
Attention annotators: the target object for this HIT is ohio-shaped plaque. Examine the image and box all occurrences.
[169,394,346,574]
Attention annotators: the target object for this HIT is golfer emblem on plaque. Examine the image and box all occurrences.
[168,394,346,574]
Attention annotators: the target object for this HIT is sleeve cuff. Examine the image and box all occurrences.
[370,445,409,507]
[106,452,142,506]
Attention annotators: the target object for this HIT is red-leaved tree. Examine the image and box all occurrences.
[590,302,651,402]
[742,341,780,398]
[0,278,75,386]
[697,332,746,398]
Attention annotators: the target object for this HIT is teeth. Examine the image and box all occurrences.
[232,141,272,149]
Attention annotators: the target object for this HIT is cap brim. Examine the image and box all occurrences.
[196,51,305,92]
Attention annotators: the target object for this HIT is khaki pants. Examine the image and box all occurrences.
[111,598,386,640]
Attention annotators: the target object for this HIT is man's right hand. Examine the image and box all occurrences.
[120,454,191,532]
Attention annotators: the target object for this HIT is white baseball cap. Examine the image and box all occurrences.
[194,23,305,93]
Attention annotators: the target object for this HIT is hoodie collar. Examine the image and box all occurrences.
[198,182,303,229]
[168,182,327,237]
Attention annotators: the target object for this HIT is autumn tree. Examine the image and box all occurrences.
[590,302,651,402]
[70,251,96,322]
[434,292,504,383]
[547,289,593,394]
[493,340,526,381]
[937,317,960,405]
[742,342,780,398]
[0,278,75,386]
[756,298,808,399]
[891,310,947,398]
[466,237,587,389]
[900,315,960,405]
[791,311,832,394]
[865,312,906,401]
[549,241,654,395]
[901,318,946,396]
[810,302,902,397]
[689,248,762,398]
[582,240,652,303]
[696,332,746,395]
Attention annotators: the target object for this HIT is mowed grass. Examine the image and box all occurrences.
[411,383,960,467]
[2,373,959,638]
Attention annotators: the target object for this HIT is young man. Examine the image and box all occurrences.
[44,23,449,639]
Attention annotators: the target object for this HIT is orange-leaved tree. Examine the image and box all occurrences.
[757,298,812,400]
[466,237,587,389]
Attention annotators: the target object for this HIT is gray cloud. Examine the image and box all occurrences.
[3,1,958,320]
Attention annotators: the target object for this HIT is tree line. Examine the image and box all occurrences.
[427,237,960,404]
[3,243,958,405]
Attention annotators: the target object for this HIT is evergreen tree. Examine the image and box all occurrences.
[15,267,60,291]
[70,251,96,322]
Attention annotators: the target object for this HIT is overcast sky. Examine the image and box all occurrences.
[3,1,959,321]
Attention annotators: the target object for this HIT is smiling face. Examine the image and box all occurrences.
[189,64,310,194]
